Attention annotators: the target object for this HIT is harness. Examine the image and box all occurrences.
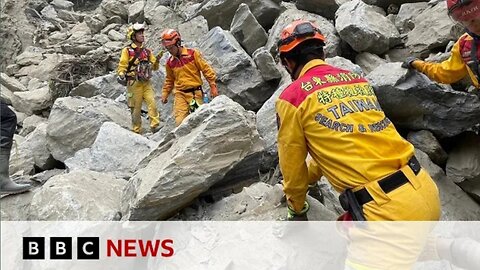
[126,46,152,81]
[459,34,480,85]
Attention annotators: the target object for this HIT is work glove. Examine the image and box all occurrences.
[210,84,219,98]
[401,57,418,69]
[156,50,164,60]
[117,74,127,86]
[161,95,168,104]
[287,201,309,221]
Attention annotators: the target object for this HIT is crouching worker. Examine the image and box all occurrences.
[275,20,441,222]
[117,22,162,134]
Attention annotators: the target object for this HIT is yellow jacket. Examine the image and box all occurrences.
[161,47,216,99]
[117,43,159,78]
[412,33,479,88]
[276,59,414,213]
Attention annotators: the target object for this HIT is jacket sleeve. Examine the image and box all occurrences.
[194,49,217,87]
[148,49,159,71]
[276,99,309,213]
[412,39,468,84]
[307,157,323,184]
[161,63,175,99]
[117,48,129,76]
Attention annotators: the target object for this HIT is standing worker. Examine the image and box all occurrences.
[160,29,218,126]
[1,101,31,195]
[275,20,441,222]
[403,0,480,91]
[117,22,161,134]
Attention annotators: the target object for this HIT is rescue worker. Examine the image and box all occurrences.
[160,29,218,126]
[117,22,161,134]
[0,101,31,195]
[402,0,480,91]
[275,20,441,222]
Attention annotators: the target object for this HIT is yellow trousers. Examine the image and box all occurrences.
[127,80,160,133]
[362,166,441,221]
[173,90,203,126]
[343,166,441,270]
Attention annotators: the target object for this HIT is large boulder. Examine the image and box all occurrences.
[446,133,480,184]
[265,6,341,58]
[128,0,145,23]
[355,52,388,75]
[70,74,125,99]
[29,170,126,220]
[367,62,480,138]
[195,0,281,31]
[415,149,480,220]
[394,2,428,34]
[65,122,159,178]
[295,0,349,20]
[256,69,292,170]
[17,123,57,171]
[0,73,27,92]
[406,1,464,56]
[326,56,364,76]
[230,3,268,56]
[101,0,128,22]
[335,0,401,54]
[46,96,131,162]
[199,27,276,111]
[407,130,447,166]
[10,86,52,115]
[122,96,266,220]
[252,47,282,82]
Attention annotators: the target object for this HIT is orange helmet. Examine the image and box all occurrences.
[277,20,326,54]
[447,0,480,21]
[161,29,181,46]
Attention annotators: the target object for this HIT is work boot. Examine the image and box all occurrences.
[151,125,160,134]
[0,148,31,195]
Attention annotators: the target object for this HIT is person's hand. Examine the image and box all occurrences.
[210,85,219,98]
[401,57,418,69]
[161,96,168,104]
[286,201,309,221]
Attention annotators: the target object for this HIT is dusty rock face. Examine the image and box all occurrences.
[407,130,447,166]
[65,122,159,178]
[28,170,126,221]
[416,149,480,220]
[265,6,341,58]
[200,27,276,111]
[230,3,268,56]
[174,182,337,221]
[336,0,401,54]
[367,63,480,138]
[46,96,131,162]
[196,0,281,31]
[122,96,265,220]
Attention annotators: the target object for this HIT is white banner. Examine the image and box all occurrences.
[1,221,479,270]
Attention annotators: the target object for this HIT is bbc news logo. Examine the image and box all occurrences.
[23,237,174,260]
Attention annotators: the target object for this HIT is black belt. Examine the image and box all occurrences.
[354,156,421,206]
[180,86,202,93]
